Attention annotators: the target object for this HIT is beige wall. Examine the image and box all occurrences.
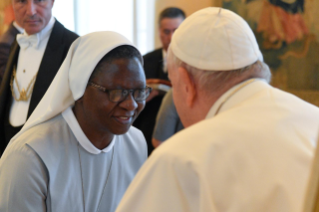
[153,0,222,48]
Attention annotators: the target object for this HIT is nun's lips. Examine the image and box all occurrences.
[114,116,133,124]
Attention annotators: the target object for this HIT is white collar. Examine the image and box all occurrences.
[162,48,167,58]
[162,49,167,73]
[24,16,55,44]
[62,106,116,154]
[206,79,269,119]
[13,21,24,33]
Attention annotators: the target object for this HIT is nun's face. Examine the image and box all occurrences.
[77,57,146,140]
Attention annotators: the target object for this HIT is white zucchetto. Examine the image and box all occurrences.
[170,7,263,71]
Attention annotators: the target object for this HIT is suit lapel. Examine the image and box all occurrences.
[8,23,20,42]
[27,20,66,118]
[0,41,19,120]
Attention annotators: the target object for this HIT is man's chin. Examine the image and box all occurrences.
[25,26,43,35]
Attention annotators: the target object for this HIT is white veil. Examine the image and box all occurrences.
[9,31,141,144]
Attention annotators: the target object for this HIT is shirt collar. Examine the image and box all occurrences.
[62,106,116,154]
[162,48,167,73]
[13,21,24,33]
[24,16,55,44]
[162,48,167,58]
[206,78,269,119]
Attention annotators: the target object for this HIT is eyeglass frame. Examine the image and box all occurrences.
[88,81,152,103]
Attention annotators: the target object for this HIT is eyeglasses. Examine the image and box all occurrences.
[88,82,152,103]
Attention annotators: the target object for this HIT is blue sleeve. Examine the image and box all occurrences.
[153,89,183,142]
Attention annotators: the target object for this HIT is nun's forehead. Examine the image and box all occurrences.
[69,36,138,101]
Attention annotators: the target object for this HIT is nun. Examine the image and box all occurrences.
[0,31,149,212]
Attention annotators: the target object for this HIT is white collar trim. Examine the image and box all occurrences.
[206,79,269,119]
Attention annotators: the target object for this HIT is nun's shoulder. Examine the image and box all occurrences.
[119,126,147,155]
[125,126,146,142]
[5,115,72,155]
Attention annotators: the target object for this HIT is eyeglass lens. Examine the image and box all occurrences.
[109,88,150,102]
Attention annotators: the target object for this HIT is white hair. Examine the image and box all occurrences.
[168,48,272,94]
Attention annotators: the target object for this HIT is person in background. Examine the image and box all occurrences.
[0,0,78,156]
[0,31,149,212]
[133,7,185,155]
[0,20,23,85]
[115,7,319,212]
[152,89,183,148]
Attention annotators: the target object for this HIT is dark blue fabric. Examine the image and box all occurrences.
[269,0,304,14]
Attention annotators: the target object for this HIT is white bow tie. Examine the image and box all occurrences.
[16,34,40,50]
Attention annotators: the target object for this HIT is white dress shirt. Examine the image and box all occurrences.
[162,49,167,73]
[9,16,55,126]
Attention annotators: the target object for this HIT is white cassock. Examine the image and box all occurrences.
[116,79,319,212]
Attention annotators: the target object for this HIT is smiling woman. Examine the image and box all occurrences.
[74,45,148,149]
[0,31,148,212]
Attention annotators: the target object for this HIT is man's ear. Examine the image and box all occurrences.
[178,66,196,108]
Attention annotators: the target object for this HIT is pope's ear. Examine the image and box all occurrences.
[177,66,196,108]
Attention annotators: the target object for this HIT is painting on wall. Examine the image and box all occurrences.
[0,1,15,36]
[223,0,319,106]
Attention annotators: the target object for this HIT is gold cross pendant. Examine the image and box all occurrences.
[19,88,27,101]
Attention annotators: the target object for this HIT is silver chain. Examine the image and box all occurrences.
[77,143,115,212]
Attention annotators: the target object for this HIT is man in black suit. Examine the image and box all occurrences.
[0,21,23,85]
[0,0,78,156]
[133,7,185,155]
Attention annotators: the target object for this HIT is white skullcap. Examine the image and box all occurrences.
[170,7,263,71]
[10,31,140,143]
